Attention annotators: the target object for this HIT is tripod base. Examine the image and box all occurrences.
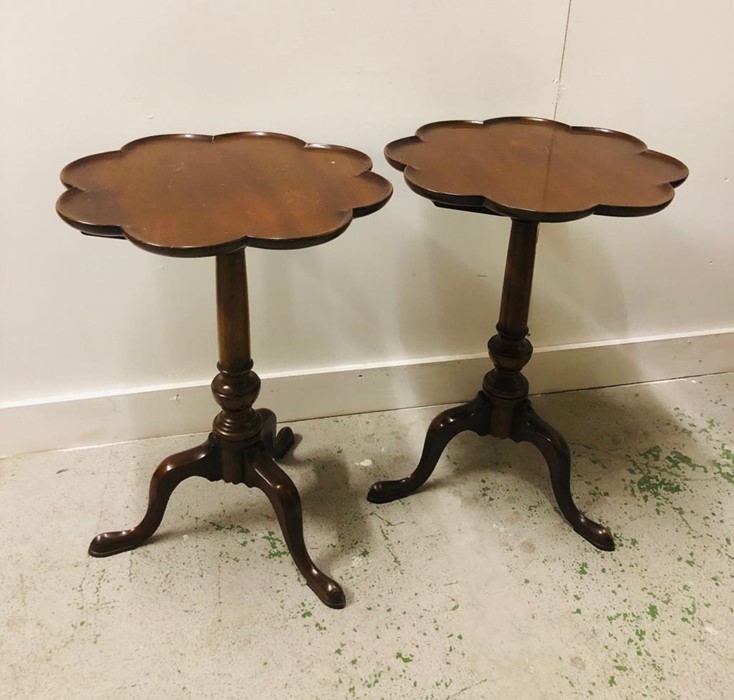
[89,408,345,609]
[368,392,614,551]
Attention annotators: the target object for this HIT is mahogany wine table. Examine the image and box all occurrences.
[370,117,688,550]
[57,132,392,608]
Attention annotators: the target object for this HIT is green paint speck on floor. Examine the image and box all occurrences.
[2,372,733,699]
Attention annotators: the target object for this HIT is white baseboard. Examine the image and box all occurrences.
[2,328,732,457]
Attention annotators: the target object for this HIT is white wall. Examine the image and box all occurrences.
[547,1,734,343]
[1,1,732,454]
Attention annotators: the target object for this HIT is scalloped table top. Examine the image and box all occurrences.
[385,117,688,222]
[57,132,393,257]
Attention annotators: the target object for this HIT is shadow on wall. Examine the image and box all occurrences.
[531,219,629,345]
[123,250,217,439]
[527,211,701,392]
[390,201,633,389]
[249,236,391,372]
[129,252,216,367]
[530,202,701,347]
[392,203,506,362]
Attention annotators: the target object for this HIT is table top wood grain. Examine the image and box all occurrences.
[385,117,688,222]
[57,132,393,257]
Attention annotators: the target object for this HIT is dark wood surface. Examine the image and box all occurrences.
[89,249,345,609]
[385,117,688,222]
[61,132,376,606]
[372,118,690,549]
[57,132,392,256]
[368,220,614,550]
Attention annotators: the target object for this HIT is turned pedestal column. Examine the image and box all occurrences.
[370,117,688,549]
[56,131,392,608]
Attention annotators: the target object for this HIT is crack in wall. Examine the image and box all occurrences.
[553,0,573,120]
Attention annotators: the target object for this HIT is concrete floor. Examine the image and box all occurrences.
[1,373,733,699]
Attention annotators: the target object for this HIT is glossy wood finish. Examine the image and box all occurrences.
[368,392,492,502]
[57,132,392,256]
[385,117,688,222]
[370,219,612,549]
[373,118,689,550]
[61,132,390,608]
[89,250,344,608]
[88,437,221,556]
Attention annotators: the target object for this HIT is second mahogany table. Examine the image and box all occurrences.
[369,117,688,550]
[57,132,392,608]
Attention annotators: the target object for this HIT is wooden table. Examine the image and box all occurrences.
[57,132,392,608]
[370,117,688,550]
